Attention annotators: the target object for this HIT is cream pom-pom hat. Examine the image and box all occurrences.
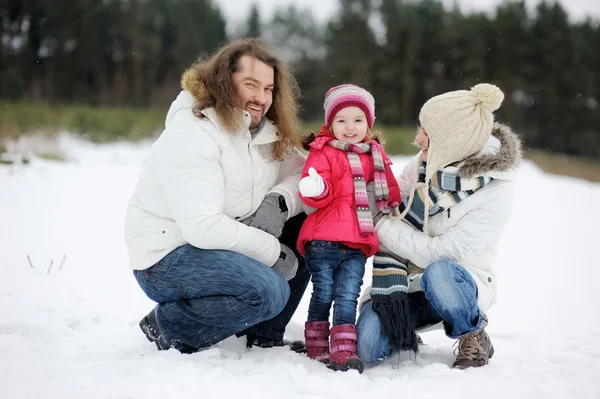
[419,83,504,183]
[396,83,504,232]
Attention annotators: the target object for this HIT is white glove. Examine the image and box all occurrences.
[299,167,325,197]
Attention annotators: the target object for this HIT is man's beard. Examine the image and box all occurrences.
[249,117,261,129]
[246,101,265,129]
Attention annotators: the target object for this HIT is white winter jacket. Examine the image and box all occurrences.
[361,123,522,312]
[124,90,306,270]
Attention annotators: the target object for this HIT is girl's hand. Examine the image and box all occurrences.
[299,167,325,197]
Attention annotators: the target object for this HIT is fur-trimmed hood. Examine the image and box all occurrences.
[458,122,522,179]
[180,68,211,106]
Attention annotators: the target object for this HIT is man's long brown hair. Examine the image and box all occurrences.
[181,38,301,160]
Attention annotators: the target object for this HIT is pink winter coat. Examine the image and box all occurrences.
[297,127,401,257]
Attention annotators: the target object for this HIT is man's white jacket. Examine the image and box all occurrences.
[124,90,305,270]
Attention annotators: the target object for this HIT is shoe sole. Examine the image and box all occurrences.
[452,345,495,369]
[327,359,365,374]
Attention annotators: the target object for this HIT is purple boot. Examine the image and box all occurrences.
[328,324,364,373]
[304,321,330,363]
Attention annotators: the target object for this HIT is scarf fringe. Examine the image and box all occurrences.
[372,292,419,353]
[371,248,419,354]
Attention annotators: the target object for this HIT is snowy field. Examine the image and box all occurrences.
[1,134,599,399]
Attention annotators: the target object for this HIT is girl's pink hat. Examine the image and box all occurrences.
[324,84,375,129]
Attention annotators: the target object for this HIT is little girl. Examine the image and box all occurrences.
[297,84,400,373]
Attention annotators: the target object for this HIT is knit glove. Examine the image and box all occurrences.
[299,167,325,198]
[271,244,298,281]
[241,192,288,238]
[367,182,386,226]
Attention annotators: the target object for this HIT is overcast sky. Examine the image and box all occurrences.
[220,0,600,27]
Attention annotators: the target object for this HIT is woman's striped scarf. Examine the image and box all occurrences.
[371,160,492,354]
[399,160,493,232]
[326,139,398,234]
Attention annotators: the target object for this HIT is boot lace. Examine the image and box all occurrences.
[453,331,485,361]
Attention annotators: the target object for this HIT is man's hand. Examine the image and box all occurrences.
[241,192,288,238]
[271,244,298,281]
[299,167,325,198]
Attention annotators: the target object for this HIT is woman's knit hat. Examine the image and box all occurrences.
[394,83,504,233]
[419,83,504,183]
[324,84,376,129]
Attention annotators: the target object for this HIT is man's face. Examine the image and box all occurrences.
[232,55,274,129]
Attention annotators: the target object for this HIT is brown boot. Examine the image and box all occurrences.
[452,326,495,369]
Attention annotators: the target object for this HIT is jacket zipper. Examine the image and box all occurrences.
[248,140,254,213]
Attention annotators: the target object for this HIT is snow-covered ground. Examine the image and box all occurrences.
[1,134,599,399]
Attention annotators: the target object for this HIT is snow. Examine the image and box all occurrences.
[1,134,599,399]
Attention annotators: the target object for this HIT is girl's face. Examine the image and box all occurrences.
[330,106,368,144]
[415,127,430,162]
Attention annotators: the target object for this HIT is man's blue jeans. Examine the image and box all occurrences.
[134,214,310,350]
[356,260,484,363]
[305,241,366,326]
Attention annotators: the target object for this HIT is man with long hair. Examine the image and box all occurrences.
[125,38,309,353]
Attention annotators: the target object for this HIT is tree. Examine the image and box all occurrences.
[529,1,577,152]
[373,0,422,124]
[264,5,326,121]
[324,0,378,90]
[245,3,261,38]
[489,1,532,124]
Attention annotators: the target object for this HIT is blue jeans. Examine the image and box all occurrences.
[356,260,483,363]
[134,214,310,350]
[305,241,366,326]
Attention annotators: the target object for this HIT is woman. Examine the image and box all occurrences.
[358,83,522,369]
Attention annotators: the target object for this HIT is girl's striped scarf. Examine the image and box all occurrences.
[371,160,492,354]
[326,139,398,235]
[399,160,493,232]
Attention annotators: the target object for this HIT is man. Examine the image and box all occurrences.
[124,38,309,353]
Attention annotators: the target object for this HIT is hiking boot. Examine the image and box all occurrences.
[245,333,306,352]
[246,334,287,348]
[304,321,330,363]
[246,334,285,348]
[139,307,169,351]
[328,324,364,373]
[139,307,200,354]
[452,315,494,369]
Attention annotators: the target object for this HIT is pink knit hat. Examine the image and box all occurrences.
[324,84,376,129]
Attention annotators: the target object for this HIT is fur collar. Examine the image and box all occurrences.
[180,68,210,105]
[459,123,522,178]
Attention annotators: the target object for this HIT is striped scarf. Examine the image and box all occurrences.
[399,160,493,232]
[371,160,492,354]
[326,139,398,234]
[371,248,419,353]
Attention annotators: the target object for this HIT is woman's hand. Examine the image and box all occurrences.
[367,182,386,226]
